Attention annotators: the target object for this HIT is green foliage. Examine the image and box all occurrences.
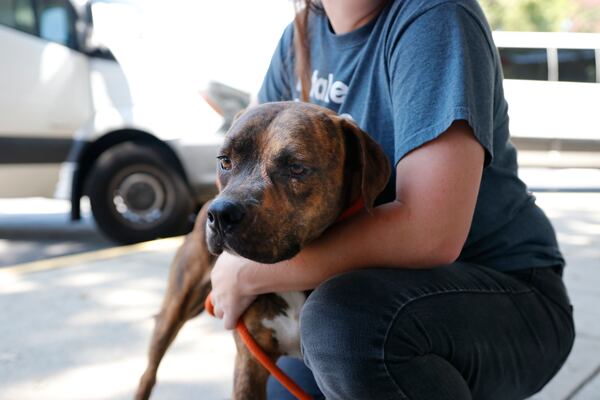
[479,0,575,31]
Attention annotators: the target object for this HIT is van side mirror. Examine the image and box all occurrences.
[78,2,114,58]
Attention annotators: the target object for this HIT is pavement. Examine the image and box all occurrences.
[0,191,599,400]
[0,198,112,268]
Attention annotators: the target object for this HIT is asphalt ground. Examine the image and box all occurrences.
[0,198,113,268]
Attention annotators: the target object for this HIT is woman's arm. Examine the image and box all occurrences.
[211,120,484,328]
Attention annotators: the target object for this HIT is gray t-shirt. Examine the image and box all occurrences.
[258,0,564,272]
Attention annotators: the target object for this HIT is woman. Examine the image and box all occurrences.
[210,0,575,398]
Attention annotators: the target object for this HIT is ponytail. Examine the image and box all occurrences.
[293,1,318,102]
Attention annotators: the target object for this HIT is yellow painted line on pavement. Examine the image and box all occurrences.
[0,236,183,277]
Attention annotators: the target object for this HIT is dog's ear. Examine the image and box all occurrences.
[339,117,391,213]
[225,108,247,136]
[233,108,246,122]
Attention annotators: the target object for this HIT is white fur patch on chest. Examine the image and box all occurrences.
[261,291,306,358]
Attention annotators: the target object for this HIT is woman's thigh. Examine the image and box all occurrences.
[299,263,574,400]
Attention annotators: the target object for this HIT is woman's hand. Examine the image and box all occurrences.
[210,252,259,330]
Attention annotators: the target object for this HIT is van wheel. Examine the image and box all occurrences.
[87,142,194,244]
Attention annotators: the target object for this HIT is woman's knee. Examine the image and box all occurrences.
[300,270,403,399]
[300,269,396,347]
[300,270,382,360]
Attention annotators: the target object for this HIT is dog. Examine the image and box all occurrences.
[135,101,391,400]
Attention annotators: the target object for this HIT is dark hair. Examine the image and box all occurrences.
[293,1,322,102]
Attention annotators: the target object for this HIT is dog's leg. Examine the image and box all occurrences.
[232,335,272,400]
[135,292,206,400]
[135,203,215,400]
[230,294,288,400]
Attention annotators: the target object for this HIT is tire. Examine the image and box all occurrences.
[86,142,194,244]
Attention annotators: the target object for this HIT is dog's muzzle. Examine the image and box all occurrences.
[206,198,246,252]
[207,198,246,235]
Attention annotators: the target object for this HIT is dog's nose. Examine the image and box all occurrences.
[207,199,246,234]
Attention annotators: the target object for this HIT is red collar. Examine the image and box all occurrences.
[335,198,365,223]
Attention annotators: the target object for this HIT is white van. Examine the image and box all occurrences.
[0,0,248,243]
[493,31,600,167]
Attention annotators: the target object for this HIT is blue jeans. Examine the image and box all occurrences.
[267,263,574,400]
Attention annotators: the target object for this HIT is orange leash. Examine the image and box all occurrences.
[206,293,313,400]
[205,198,365,400]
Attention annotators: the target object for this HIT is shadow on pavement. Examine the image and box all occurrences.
[0,210,114,267]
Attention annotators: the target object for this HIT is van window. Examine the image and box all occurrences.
[498,48,548,80]
[0,0,36,35]
[558,49,596,83]
[37,0,75,47]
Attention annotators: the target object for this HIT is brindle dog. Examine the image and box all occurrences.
[135,101,391,400]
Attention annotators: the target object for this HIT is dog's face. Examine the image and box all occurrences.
[206,102,390,263]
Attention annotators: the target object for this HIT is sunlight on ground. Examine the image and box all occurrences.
[536,193,600,262]
[0,197,76,215]
[0,247,235,400]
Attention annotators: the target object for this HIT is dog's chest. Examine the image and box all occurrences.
[261,291,306,358]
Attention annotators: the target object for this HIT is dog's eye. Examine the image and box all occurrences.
[218,156,232,171]
[289,164,306,177]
